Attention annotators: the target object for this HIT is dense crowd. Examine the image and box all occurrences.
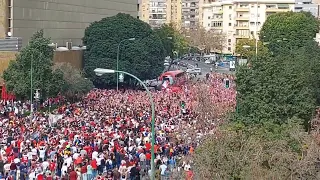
[0,73,235,180]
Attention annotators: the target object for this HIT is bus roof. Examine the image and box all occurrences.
[160,70,184,78]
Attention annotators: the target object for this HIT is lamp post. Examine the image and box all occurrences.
[94,68,156,180]
[29,42,68,118]
[116,38,136,91]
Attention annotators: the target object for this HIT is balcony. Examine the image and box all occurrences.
[235,16,249,21]
[235,7,249,11]
[182,4,199,8]
[149,10,166,14]
[234,34,250,38]
[213,10,223,14]
[234,25,249,29]
[266,4,290,12]
[265,8,289,12]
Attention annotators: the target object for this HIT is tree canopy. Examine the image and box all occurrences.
[52,62,94,101]
[155,23,189,58]
[260,11,319,53]
[194,120,320,179]
[2,30,64,99]
[184,27,226,53]
[83,13,165,86]
[235,39,269,59]
[236,12,320,125]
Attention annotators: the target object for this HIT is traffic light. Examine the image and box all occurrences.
[119,73,124,83]
[181,101,185,108]
[34,89,40,99]
[225,79,230,88]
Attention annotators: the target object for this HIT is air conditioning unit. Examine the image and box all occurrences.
[66,42,72,50]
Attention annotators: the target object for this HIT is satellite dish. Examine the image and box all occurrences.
[7,32,12,37]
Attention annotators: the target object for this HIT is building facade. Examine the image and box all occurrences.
[140,0,170,28]
[181,0,203,29]
[202,0,295,54]
[0,0,137,47]
[294,0,319,17]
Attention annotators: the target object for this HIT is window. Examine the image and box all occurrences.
[228,47,232,51]
[208,16,210,19]
[229,23,232,26]
[229,6,232,9]
[257,13,260,17]
[212,21,222,27]
[208,23,210,27]
[228,39,231,42]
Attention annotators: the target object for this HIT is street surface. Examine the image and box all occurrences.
[179,59,235,75]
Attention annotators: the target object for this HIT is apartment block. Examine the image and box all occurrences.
[140,0,171,28]
[202,0,295,54]
[181,0,203,29]
[0,0,137,47]
[294,0,320,17]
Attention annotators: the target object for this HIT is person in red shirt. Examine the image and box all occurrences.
[145,141,151,151]
[90,159,98,170]
[37,173,44,180]
[69,170,77,180]
[81,163,87,174]
[49,160,56,173]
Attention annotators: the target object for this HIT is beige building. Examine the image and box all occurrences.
[202,0,295,54]
[139,0,205,29]
[0,0,137,47]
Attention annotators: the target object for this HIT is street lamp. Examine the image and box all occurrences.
[117,38,136,91]
[94,68,156,180]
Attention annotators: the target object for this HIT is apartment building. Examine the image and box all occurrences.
[203,0,295,54]
[294,0,320,17]
[0,0,137,47]
[140,0,173,28]
[181,0,203,29]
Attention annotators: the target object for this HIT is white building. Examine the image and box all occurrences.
[202,0,295,54]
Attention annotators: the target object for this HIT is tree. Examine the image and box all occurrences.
[236,49,316,125]
[184,27,226,54]
[52,63,94,100]
[2,30,64,99]
[260,12,319,53]
[236,12,320,125]
[155,23,189,57]
[194,120,320,180]
[235,39,269,59]
[155,23,189,71]
[83,13,165,86]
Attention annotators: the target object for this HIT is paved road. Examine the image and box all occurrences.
[180,59,236,75]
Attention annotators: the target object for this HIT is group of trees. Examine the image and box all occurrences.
[3,13,228,95]
[194,11,320,179]
[184,27,227,54]
[2,30,93,100]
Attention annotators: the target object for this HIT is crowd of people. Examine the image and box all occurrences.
[0,73,236,180]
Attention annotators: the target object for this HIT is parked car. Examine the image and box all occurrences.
[193,68,202,75]
[205,59,211,64]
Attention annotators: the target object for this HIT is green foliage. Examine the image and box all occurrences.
[155,23,189,57]
[260,12,319,53]
[53,63,94,100]
[83,13,165,86]
[194,121,320,180]
[235,39,269,59]
[236,48,316,124]
[2,30,64,99]
[236,11,320,125]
